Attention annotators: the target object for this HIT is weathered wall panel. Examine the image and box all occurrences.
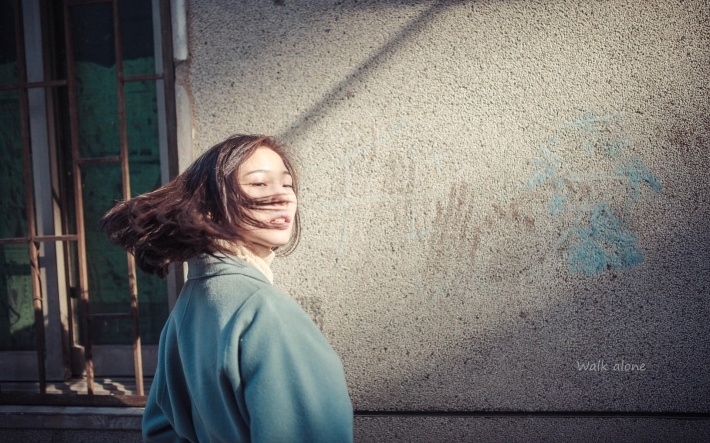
[183,0,710,425]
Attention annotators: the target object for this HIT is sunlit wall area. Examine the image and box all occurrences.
[183,0,709,439]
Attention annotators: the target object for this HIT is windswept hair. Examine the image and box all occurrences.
[99,134,301,278]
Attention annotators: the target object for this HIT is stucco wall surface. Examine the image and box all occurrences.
[183,0,709,419]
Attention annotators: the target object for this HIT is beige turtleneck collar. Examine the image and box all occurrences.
[230,242,275,284]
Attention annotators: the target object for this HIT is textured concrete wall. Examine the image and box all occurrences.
[182,0,710,439]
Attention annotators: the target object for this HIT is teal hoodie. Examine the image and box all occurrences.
[143,254,353,442]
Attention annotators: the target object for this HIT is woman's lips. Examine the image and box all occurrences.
[269,213,292,229]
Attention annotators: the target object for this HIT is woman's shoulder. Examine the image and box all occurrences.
[180,254,304,322]
[241,284,307,322]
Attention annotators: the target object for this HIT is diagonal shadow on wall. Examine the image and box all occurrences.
[277,0,456,143]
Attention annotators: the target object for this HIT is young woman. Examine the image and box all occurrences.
[100,134,353,442]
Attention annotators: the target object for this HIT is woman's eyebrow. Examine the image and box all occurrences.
[242,169,291,177]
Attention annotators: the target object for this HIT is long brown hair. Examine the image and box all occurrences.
[99,134,301,278]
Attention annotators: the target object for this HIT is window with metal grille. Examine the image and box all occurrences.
[0,0,179,403]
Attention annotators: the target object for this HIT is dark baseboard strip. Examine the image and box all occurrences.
[354,410,710,419]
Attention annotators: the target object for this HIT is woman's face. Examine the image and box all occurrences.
[237,146,298,257]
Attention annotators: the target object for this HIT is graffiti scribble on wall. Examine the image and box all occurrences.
[527,112,662,276]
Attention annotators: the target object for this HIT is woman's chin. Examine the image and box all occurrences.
[242,235,291,255]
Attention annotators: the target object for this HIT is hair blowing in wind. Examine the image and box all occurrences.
[99,135,300,278]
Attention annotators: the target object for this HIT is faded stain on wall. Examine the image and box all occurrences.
[336,122,408,261]
[421,182,481,305]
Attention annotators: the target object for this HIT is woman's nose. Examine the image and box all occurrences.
[270,192,296,205]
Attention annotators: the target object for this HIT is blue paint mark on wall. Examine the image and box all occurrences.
[617,157,662,201]
[527,112,662,276]
[604,139,630,158]
[548,194,567,216]
[560,112,619,155]
[526,145,563,190]
[567,203,644,276]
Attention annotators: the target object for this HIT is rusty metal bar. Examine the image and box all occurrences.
[33,235,79,242]
[66,0,111,5]
[13,0,48,394]
[0,79,67,91]
[63,0,94,395]
[89,312,131,320]
[113,0,144,396]
[0,238,32,245]
[75,155,121,164]
[123,73,163,82]
[0,235,79,245]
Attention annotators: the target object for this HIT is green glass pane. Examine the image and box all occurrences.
[75,61,120,158]
[0,1,19,86]
[72,3,119,157]
[81,162,130,345]
[0,89,27,237]
[126,80,161,191]
[0,245,35,351]
[120,0,156,76]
